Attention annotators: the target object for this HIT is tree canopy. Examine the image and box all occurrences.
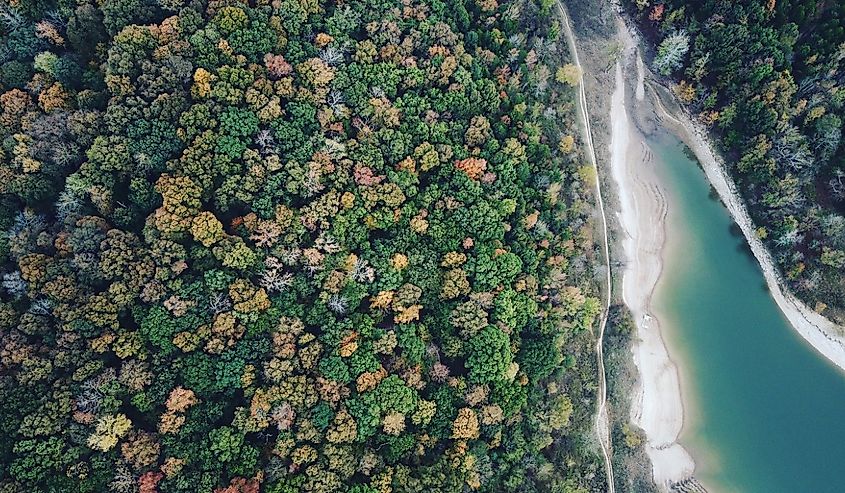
[0,0,606,491]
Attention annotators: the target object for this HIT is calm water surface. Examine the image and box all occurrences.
[650,131,845,493]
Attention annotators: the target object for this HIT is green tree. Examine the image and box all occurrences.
[466,326,512,384]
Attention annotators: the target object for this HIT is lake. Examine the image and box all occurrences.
[651,131,845,493]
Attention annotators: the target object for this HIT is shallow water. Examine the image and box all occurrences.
[650,131,845,493]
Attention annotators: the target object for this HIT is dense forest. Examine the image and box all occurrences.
[627,0,845,318]
[0,0,609,491]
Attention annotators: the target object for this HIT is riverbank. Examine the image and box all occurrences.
[642,50,845,377]
[608,24,696,489]
[615,5,845,490]
[556,1,698,488]
[645,112,845,493]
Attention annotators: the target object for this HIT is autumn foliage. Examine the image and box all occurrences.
[0,0,604,491]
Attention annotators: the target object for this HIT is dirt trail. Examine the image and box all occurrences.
[556,3,615,492]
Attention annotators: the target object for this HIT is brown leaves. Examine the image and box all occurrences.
[153,174,202,239]
[214,476,260,493]
[139,472,164,493]
[192,67,213,98]
[370,290,394,310]
[451,408,480,440]
[165,387,198,413]
[297,57,336,87]
[382,412,406,436]
[465,115,491,147]
[271,402,295,431]
[191,211,225,247]
[394,304,421,324]
[0,89,33,132]
[441,269,470,300]
[454,157,487,180]
[35,21,64,45]
[38,83,70,112]
[356,366,387,393]
[409,209,429,233]
[228,279,270,313]
[88,413,132,451]
[157,388,200,443]
[264,53,293,79]
[121,431,161,470]
[339,331,359,357]
[315,33,334,47]
[317,377,349,403]
[429,362,450,383]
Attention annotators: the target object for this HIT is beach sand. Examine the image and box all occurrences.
[609,43,696,489]
[604,7,845,491]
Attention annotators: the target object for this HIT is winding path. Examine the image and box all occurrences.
[556,4,616,492]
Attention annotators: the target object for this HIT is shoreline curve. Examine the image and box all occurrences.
[647,78,845,376]
[608,31,696,489]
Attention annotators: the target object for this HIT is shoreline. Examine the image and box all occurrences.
[589,3,845,491]
[613,0,845,376]
[646,76,845,376]
[614,5,845,490]
[608,23,696,489]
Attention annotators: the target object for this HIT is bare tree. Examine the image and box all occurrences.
[0,3,25,32]
[2,271,26,298]
[109,463,136,493]
[328,294,349,315]
[771,122,814,176]
[320,46,345,66]
[207,292,232,314]
[259,269,294,293]
[654,31,690,76]
[828,169,845,202]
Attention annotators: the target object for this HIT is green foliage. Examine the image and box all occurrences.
[519,337,562,382]
[492,379,529,418]
[209,426,243,463]
[0,0,607,490]
[137,306,181,354]
[629,0,845,314]
[319,355,352,383]
[467,326,513,384]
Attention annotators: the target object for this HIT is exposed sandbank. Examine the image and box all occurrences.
[603,3,845,490]
[609,45,695,488]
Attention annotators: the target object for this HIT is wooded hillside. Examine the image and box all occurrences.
[0,0,606,491]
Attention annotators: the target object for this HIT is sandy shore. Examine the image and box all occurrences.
[603,5,845,491]
[609,27,696,489]
[647,80,845,375]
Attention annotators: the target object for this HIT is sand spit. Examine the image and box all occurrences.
[609,50,696,489]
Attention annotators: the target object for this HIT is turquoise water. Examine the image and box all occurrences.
[650,131,845,493]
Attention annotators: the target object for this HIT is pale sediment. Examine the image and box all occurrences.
[609,49,695,489]
[610,3,845,491]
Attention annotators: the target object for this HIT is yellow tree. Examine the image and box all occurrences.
[555,64,581,86]
[153,174,202,239]
[88,414,132,451]
[451,408,480,440]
